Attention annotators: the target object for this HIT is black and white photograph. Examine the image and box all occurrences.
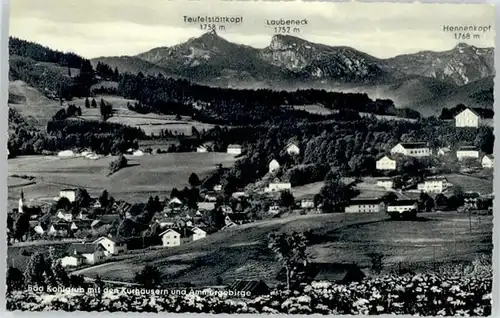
[5,0,496,316]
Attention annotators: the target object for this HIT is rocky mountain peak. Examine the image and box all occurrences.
[269,34,308,50]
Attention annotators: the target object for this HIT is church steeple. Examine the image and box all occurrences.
[18,190,25,214]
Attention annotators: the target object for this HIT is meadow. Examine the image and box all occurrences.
[7,153,239,209]
[72,212,492,286]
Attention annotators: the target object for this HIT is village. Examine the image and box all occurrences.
[6,106,494,273]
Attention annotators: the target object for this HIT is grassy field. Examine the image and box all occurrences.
[7,153,238,209]
[72,212,492,286]
[8,81,218,135]
[8,80,64,128]
[444,173,493,194]
[72,95,216,136]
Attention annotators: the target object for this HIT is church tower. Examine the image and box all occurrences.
[18,190,25,214]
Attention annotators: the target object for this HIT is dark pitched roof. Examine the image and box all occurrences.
[348,198,384,205]
[95,235,128,244]
[51,223,70,231]
[67,243,101,254]
[71,220,93,228]
[400,142,428,149]
[98,214,121,224]
[388,199,417,207]
[458,146,479,151]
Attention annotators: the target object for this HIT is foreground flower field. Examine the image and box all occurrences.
[7,273,492,316]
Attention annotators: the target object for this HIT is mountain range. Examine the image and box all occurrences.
[91,32,494,116]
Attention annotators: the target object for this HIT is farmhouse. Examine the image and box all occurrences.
[191,227,207,241]
[376,155,396,170]
[59,254,85,267]
[482,155,494,168]
[227,144,242,155]
[417,176,450,194]
[387,200,418,213]
[376,177,394,190]
[269,159,280,173]
[59,189,77,202]
[277,263,365,287]
[454,108,492,128]
[301,198,315,209]
[160,228,194,247]
[64,243,105,265]
[265,179,292,192]
[390,142,430,157]
[456,146,480,161]
[94,236,128,256]
[344,198,386,213]
[285,142,300,155]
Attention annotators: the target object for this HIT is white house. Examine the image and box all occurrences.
[34,224,46,235]
[265,181,292,192]
[64,243,105,265]
[227,144,242,155]
[168,197,183,207]
[56,210,73,222]
[269,159,280,173]
[59,255,85,267]
[456,146,480,161]
[59,189,77,202]
[191,227,207,241]
[455,108,481,128]
[345,198,386,213]
[390,142,430,157]
[197,145,209,153]
[376,156,396,170]
[93,236,128,256]
[376,177,394,190]
[160,228,193,247]
[300,198,315,209]
[482,155,494,169]
[285,142,300,155]
[417,176,450,194]
[213,184,222,192]
[437,147,451,156]
[387,200,418,213]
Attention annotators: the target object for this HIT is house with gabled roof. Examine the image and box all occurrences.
[456,146,480,161]
[62,243,105,266]
[227,144,242,155]
[390,142,430,157]
[376,155,396,170]
[269,159,280,173]
[482,154,494,169]
[93,235,128,256]
[160,228,194,247]
[48,223,70,237]
[285,142,300,155]
[454,108,493,128]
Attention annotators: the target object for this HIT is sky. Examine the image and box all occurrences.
[9,0,495,59]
